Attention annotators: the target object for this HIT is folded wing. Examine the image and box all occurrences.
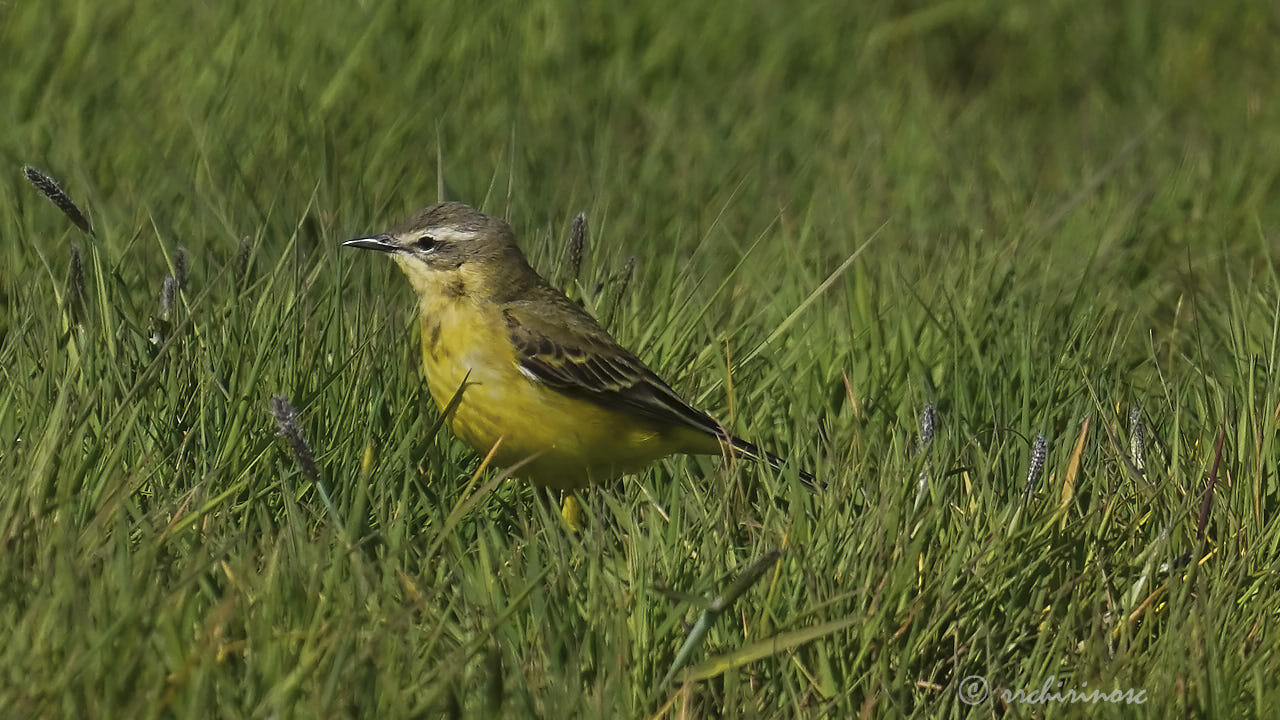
[502,302,724,439]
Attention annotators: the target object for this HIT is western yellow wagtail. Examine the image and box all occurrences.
[344,202,815,491]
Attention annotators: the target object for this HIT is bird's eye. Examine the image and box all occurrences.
[415,235,437,252]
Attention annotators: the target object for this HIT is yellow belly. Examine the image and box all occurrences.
[418,298,703,489]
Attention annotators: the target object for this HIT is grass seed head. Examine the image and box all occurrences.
[68,246,86,320]
[269,395,320,484]
[565,211,587,284]
[1129,405,1145,471]
[234,236,253,287]
[615,256,635,300]
[605,255,637,325]
[159,275,177,320]
[1025,433,1048,495]
[173,247,189,290]
[22,165,94,236]
[918,402,938,451]
[69,246,84,294]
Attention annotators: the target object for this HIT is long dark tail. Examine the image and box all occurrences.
[726,435,820,491]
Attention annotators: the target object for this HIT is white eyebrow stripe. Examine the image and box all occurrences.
[429,227,481,242]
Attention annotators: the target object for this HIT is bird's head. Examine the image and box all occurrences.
[344,202,534,301]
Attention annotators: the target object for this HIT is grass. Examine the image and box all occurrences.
[1,0,1279,716]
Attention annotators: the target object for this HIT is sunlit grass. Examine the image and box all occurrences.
[1,0,1278,717]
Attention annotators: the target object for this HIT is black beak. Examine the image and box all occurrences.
[342,234,398,253]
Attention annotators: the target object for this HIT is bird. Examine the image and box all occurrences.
[343,201,815,492]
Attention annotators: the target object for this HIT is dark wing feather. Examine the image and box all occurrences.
[502,294,820,489]
[502,305,724,439]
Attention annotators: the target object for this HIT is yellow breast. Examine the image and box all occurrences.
[416,294,694,489]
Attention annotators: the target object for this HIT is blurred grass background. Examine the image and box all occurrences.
[1,0,1279,716]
